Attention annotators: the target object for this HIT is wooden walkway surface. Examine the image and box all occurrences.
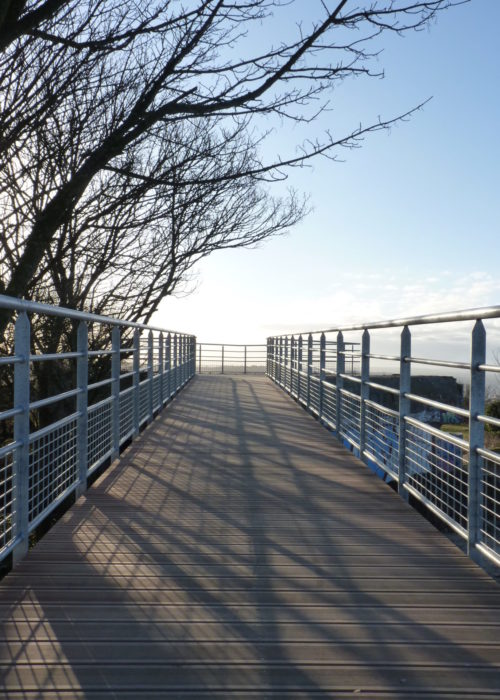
[1,375,500,698]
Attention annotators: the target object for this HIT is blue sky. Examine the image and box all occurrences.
[154,1,500,345]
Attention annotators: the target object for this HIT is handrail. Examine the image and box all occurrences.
[0,294,196,566]
[267,306,500,569]
[273,304,500,336]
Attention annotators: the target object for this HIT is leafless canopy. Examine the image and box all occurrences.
[0,0,460,335]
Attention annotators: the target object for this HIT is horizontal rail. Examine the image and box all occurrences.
[273,304,500,337]
[29,388,82,411]
[404,393,470,418]
[0,293,189,334]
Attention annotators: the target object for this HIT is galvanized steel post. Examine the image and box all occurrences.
[111,326,121,461]
[166,333,171,399]
[76,321,88,497]
[283,336,289,391]
[297,335,303,401]
[290,336,295,395]
[244,345,247,375]
[159,332,164,408]
[76,321,89,498]
[132,329,140,436]
[173,334,178,392]
[147,331,154,421]
[319,333,326,420]
[307,334,313,411]
[359,330,370,459]
[221,344,225,375]
[398,326,411,500]
[335,332,345,436]
[468,320,486,557]
[12,312,30,564]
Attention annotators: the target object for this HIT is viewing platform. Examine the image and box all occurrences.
[1,375,499,698]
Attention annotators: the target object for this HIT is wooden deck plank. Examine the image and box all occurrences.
[0,375,499,698]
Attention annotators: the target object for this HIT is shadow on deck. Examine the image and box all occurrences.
[0,375,499,698]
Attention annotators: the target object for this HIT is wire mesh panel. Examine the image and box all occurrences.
[28,415,78,524]
[119,388,134,444]
[480,450,500,557]
[321,381,337,428]
[364,401,399,477]
[139,380,149,424]
[88,399,113,471]
[339,389,361,448]
[0,447,15,552]
[309,375,321,415]
[153,374,161,412]
[405,421,469,533]
[297,371,307,404]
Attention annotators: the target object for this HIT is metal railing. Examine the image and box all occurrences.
[197,343,266,374]
[267,307,500,568]
[0,294,195,565]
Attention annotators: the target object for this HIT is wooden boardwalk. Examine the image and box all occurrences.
[1,375,500,698]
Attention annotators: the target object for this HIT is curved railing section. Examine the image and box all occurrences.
[267,306,500,568]
[0,294,195,565]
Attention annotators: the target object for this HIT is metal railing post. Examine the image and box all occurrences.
[336,331,345,437]
[277,337,282,385]
[132,330,140,436]
[179,335,186,387]
[147,330,154,422]
[221,345,224,375]
[166,333,171,399]
[111,326,120,461]
[198,343,202,375]
[244,345,247,375]
[173,334,178,392]
[159,332,164,408]
[468,320,486,557]
[359,329,370,459]
[319,333,326,420]
[284,337,289,393]
[398,325,411,500]
[76,321,88,497]
[290,336,295,394]
[298,335,303,401]
[12,312,30,564]
[307,334,313,411]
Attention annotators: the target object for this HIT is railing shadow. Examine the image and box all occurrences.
[0,375,499,696]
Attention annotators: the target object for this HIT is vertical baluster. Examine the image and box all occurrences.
[147,330,153,422]
[166,333,171,399]
[133,330,140,435]
[159,332,164,408]
[111,326,120,461]
[298,335,303,401]
[359,329,370,461]
[336,331,345,436]
[173,334,178,392]
[307,334,313,411]
[398,325,411,500]
[319,333,326,421]
[13,312,30,564]
[468,320,486,558]
[76,321,88,498]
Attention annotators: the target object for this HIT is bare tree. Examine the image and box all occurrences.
[0,0,462,334]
